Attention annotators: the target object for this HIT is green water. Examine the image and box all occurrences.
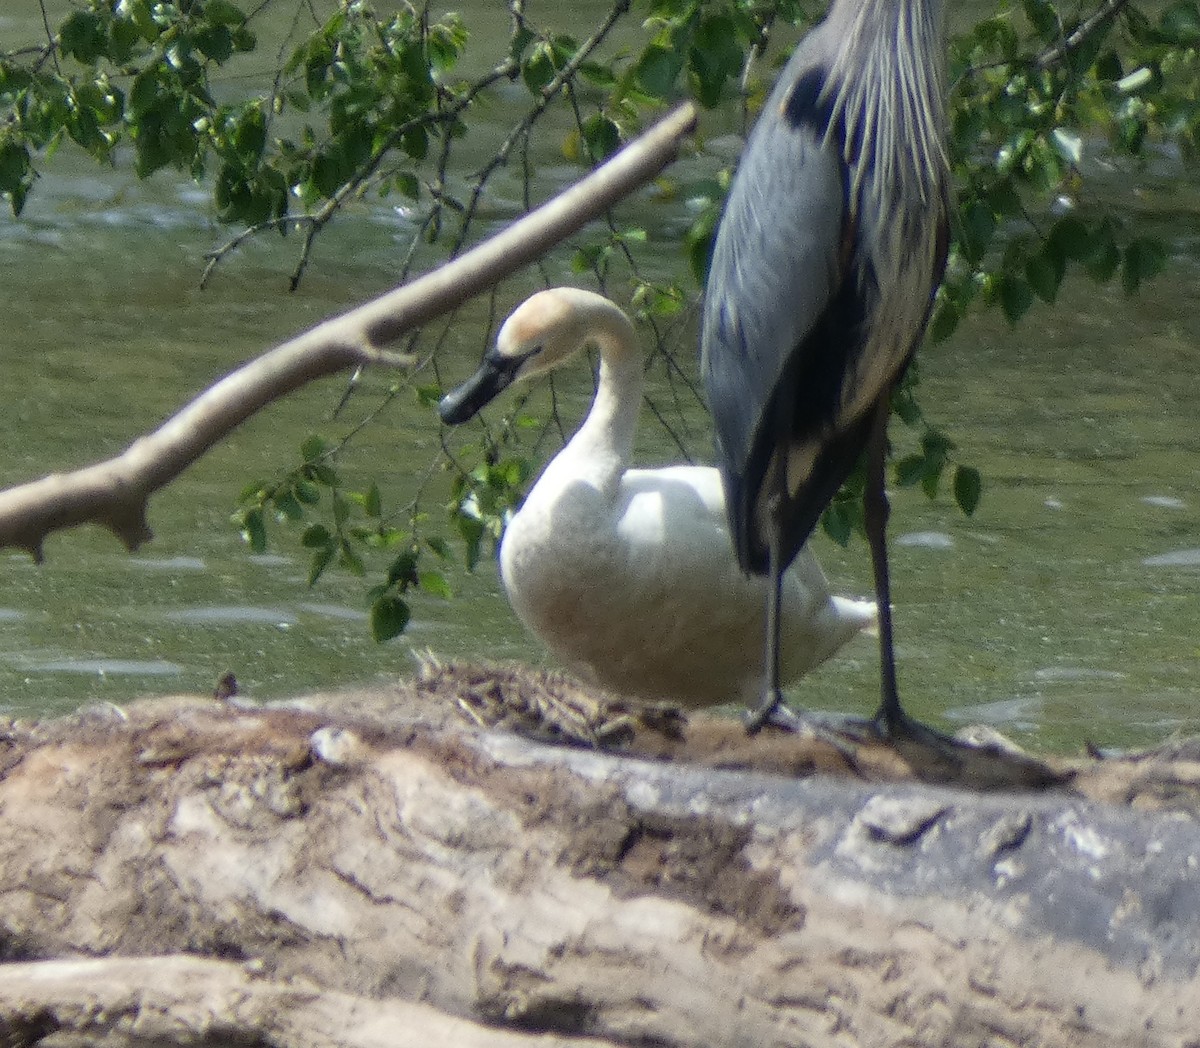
[4,5,1200,752]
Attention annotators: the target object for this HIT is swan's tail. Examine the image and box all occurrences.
[831,595,879,638]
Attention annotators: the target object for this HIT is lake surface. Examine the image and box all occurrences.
[3,2,1200,753]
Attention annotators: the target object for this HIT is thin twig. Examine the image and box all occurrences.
[451,0,634,259]
[1035,0,1130,68]
[36,0,61,75]
[201,59,519,289]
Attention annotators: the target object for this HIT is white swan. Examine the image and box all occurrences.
[439,287,875,710]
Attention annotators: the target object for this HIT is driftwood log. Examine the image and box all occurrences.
[2,662,1200,1048]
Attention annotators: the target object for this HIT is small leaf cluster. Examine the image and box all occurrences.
[818,369,982,547]
[233,434,450,643]
[1,0,258,213]
[891,367,982,512]
[446,437,532,574]
[222,3,467,225]
[933,0,1180,340]
[1,0,468,227]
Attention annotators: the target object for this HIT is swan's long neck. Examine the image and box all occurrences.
[549,300,642,494]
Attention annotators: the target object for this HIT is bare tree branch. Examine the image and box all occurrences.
[0,102,697,561]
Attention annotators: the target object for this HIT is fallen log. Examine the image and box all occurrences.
[2,663,1199,1047]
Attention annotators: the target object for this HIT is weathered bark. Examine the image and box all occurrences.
[2,664,1200,1048]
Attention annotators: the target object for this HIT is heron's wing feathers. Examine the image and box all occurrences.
[701,71,851,462]
[701,49,871,571]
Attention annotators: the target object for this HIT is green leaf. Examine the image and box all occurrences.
[59,11,108,63]
[1047,216,1091,261]
[338,539,365,577]
[578,61,616,88]
[203,0,250,28]
[370,594,411,642]
[294,480,321,505]
[922,429,955,458]
[238,507,268,553]
[688,14,743,108]
[0,138,31,214]
[986,179,1023,218]
[1096,50,1123,82]
[363,482,382,518]
[386,549,419,587]
[308,463,339,487]
[998,274,1034,324]
[522,43,555,95]
[418,570,452,599]
[961,199,995,262]
[634,45,683,100]
[332,495,351,527]
[927,300,959,344]
[129,68,163,120]
[393,171,419,200]
[414,384,441,408]
[510,23,534,63]
[581,114,620,161]
[300,434,327,462]
[301,524,332,548]
[232,105,266,160]
[274,490,304,522]
[1122,237,1167,294]
[308,542,336,585]
[821,500,858,547]
[238,480,269,502]
[1161,0,1200,43]
[954,466,982,516]
[195,25,234,63]
[455,513,485,572]
[1022,0,1058,38]
[921,463,943,500]
[895,453,927,487]
[1025,250,1064,304]
[891,385,922,426]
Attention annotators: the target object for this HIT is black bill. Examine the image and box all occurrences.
[438,347,537,425]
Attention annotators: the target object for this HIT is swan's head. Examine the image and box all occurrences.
[439,287,627,425]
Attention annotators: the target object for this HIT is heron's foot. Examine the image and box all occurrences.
[748,695,884,745]
[874,705,960,747]
[869,705,967,768]
[744,691,798,735]
[744,696,867,771]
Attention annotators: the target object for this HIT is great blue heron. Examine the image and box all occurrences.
[700,0,951,736]
[438,287,876,709]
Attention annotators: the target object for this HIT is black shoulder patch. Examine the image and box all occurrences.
[782,67,861,166]
[782,68,836,139]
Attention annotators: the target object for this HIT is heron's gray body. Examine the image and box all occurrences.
[701,0,950,576]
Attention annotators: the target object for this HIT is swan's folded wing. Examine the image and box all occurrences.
[618,466,728,523]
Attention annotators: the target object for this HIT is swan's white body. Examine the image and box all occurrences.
[442,287,876,710]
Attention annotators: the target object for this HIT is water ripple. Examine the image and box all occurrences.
[1143,548,1200,567]
[163,606,297,626]
[30,658,183,676]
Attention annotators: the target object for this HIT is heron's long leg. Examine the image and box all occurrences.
[863,395,903,730]
[745,486,787,734]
